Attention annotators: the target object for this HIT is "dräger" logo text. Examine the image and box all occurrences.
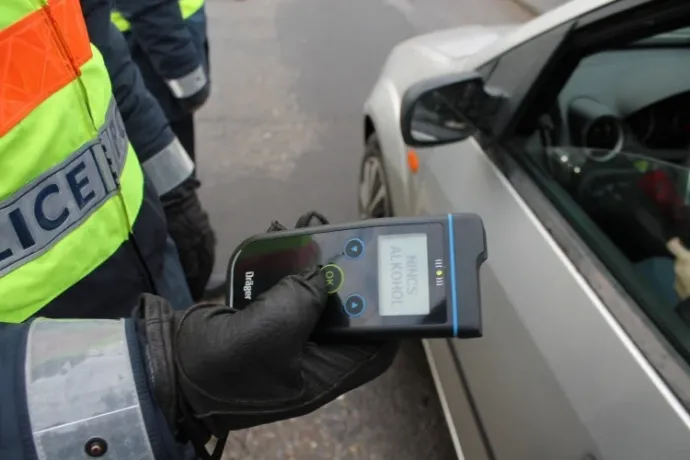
[243,271,254,300]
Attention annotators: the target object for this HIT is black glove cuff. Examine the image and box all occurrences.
[160,177,201,207]
[135,294,180,437]
[178,409,227,460]
[139,298,232,459]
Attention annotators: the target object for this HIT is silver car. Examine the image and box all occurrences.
[359,0,690,458]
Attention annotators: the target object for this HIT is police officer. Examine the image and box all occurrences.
[0,2,396,458]
[0,0,197,321]
[0,262,397,460]
[111,0,210,150]
[110,0,220,300]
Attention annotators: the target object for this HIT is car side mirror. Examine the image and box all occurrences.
[400,72,504,148]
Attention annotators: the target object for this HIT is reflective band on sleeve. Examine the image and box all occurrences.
[25,319,155,460]
[0,100,129,277]
[166,65,208,99]
[142,137,195,196]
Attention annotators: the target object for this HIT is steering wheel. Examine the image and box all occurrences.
[575,167,641,202]
[576,166,673,261]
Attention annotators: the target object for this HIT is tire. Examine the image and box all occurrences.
[358,133,394,219]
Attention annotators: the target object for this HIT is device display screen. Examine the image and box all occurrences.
[377,233,430,316]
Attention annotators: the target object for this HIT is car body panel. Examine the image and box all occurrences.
[363,25,516,216]
[411,136,690,459]
[422,337,491,460]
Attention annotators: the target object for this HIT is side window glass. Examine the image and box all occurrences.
[510,25,690,358]
[482,23,572,136]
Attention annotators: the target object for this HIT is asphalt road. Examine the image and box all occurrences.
[196,0,531,458]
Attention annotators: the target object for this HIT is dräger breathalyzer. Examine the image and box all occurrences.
[226,214,487,339]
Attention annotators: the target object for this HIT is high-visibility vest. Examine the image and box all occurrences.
[111,0,205,33]
[0,0,149,323]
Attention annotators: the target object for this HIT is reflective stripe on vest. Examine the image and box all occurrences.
[0,0,144,323]
[0,101,128,276]
[111,0,205,32]
[25,319,155,460]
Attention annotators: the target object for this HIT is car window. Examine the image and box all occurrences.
[507,24,690,361]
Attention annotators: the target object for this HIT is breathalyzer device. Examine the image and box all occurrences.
[226,214,487,339]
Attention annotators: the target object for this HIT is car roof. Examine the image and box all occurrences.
[467,0,619,67]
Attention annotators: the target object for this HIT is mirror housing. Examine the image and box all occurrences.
[400,71,505,148]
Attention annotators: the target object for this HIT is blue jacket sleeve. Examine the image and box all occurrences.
[115,0,200,80]
[0,323,33,459]
[82,0,175,163]
[82,0,194,196]
[0,320,183,460]
[115,0,210,108]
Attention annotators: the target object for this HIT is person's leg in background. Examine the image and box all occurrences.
[126,42,218,301]
[157,234,195,310]
[160,180,217,300]
[170,114,196,163]
[192,39,226,299]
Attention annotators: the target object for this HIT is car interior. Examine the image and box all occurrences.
[516,24,690,346]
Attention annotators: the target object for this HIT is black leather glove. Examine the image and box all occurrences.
[136,213,397,459]
[160,178,216,300]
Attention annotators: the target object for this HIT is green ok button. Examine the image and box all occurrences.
[321,264,344,294]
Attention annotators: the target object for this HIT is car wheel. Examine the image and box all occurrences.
[359,133,394,219]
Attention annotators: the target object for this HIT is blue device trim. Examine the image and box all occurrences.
[448,214,458,337]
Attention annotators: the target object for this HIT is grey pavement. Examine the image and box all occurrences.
[195,0,531,458]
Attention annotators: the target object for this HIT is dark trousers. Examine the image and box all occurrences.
[170,40,208,167]
[170,115,196,162]
[170,115,198,181]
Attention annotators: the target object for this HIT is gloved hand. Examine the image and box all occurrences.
[136,213,397,459]
[160,177,216,300]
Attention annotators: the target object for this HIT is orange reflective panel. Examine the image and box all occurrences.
[0,0,92,137]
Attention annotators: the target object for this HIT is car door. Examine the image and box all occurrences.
[410,1,690,459]
[410,22,599,460]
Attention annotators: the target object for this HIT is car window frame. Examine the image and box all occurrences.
[477,0,690,408]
